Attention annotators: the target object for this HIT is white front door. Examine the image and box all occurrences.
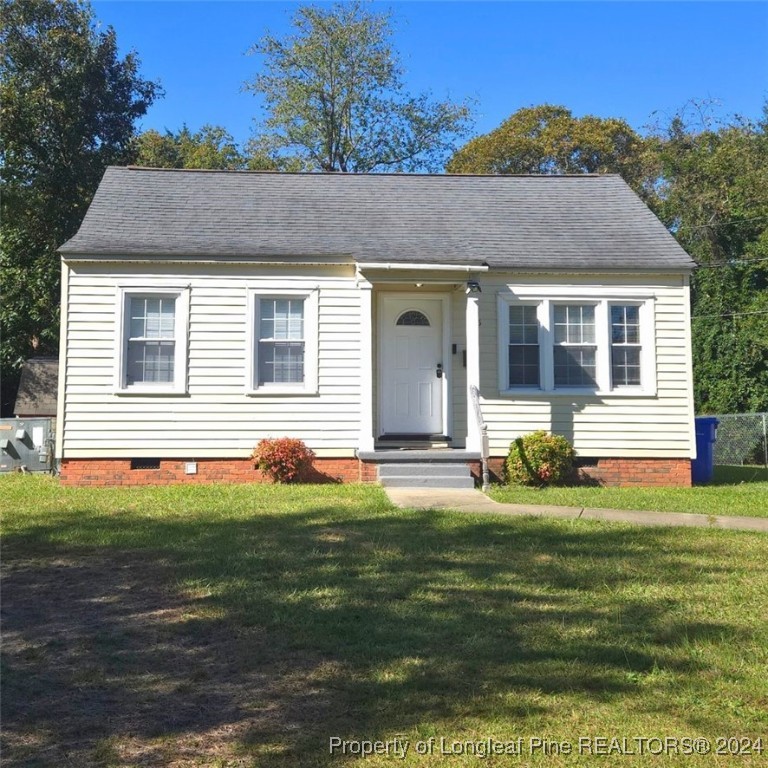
[380,296,444,436]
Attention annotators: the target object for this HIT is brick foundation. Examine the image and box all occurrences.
[61,456,689,488]
[579,457,692,487]
[60,457,378,487]
[469,457,692,487]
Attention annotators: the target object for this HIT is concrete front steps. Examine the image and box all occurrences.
[358,449,479,489]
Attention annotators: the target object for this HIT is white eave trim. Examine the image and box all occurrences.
[357,262,489,272]
[60,255,354,267]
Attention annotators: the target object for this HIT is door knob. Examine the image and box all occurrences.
[436,363,443,379]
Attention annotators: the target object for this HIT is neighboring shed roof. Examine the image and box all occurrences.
[14,358,59,417]
[60,167,695,271]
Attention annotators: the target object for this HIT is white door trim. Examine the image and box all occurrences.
[377,292,452,437]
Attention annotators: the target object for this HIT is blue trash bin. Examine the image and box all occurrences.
[692,417,719,484]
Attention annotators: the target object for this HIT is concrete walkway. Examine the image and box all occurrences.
[384,487,768,532]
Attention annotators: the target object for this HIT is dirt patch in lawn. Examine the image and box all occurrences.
[1,549,347,767]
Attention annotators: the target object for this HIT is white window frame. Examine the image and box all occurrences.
[115,286,189,395]
[498,289,656,397]
[246,288,319,395]
[552,302,599,389]
[608,302,644,389]
[504,300,545,390]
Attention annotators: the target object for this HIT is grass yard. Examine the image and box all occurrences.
[490,465,768,518]
[1,475,767,767]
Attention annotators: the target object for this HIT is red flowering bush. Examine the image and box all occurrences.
[251,438,316,483]
[505,431,575,487]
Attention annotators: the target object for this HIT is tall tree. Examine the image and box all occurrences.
[447,104,647,191]
[243,0,472,172]
[646,104,768,413]
[132,125,246,170]
[0,0,158,413]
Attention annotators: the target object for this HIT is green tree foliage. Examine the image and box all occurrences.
[132,124,245,169]
[447,104,646,189]
[646,105,768,413]
[243,0,472,172]
[1,0,158,412]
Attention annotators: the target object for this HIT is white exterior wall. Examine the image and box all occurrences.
[477,273,695,458]
[60,263,694,461]
[61,262,362,458]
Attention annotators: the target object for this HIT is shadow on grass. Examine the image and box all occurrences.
[1,504,756,766]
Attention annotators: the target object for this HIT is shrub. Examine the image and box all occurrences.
[505,430,575,487]
[251,438,316,483]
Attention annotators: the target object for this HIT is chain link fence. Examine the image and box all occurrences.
[709,412,768,467]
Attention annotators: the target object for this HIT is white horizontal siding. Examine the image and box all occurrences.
[62,264,694,461]
[62,263,362,457]
[478,273,694,458]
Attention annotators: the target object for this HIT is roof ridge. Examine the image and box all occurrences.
[119,166,618,179]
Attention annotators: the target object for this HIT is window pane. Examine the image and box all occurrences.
[160,300,175,335]
[554,304,595,344]
[611,305,639,344]
[259,341,305,384]
[509,305,538,344]
[611,347,641,386]
[287,300,304,339]
[260,299,275,339]
[129,298,146,338]
[580,305,596,344]
[127,340,175,384]
[554,347,597,387]
[508,345,540,387]
[273,299,290,338]
[144,298,161,337]
[129,297,174,339]
[260,299,304,340]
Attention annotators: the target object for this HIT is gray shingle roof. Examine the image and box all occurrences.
[59,167,695,270]
[14,358,59,417]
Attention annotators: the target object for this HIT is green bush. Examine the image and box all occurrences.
[505,430,575,487]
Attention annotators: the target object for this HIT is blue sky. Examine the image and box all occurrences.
[91,1,768,148]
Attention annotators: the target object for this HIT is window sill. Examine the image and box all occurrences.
[114,388,189,397]
[499,387,657,399]
[246,387,319,397]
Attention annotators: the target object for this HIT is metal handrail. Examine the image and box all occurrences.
[469,384,490,492]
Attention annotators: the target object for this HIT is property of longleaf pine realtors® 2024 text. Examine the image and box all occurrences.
[328,735,765,758]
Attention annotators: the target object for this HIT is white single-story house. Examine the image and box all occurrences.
[57,167,696,487]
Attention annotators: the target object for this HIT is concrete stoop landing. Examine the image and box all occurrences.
[357,449,480,489]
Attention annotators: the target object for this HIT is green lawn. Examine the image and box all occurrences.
[2,475,767,767]
[490,465,768,518]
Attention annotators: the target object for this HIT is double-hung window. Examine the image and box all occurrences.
[258,298,305,384]
[553,304,597,387]
[117,288,189,394]
[248,290,318,394]
[508,305,540,387]
[498,293,655,396]
[610,304,642,387]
